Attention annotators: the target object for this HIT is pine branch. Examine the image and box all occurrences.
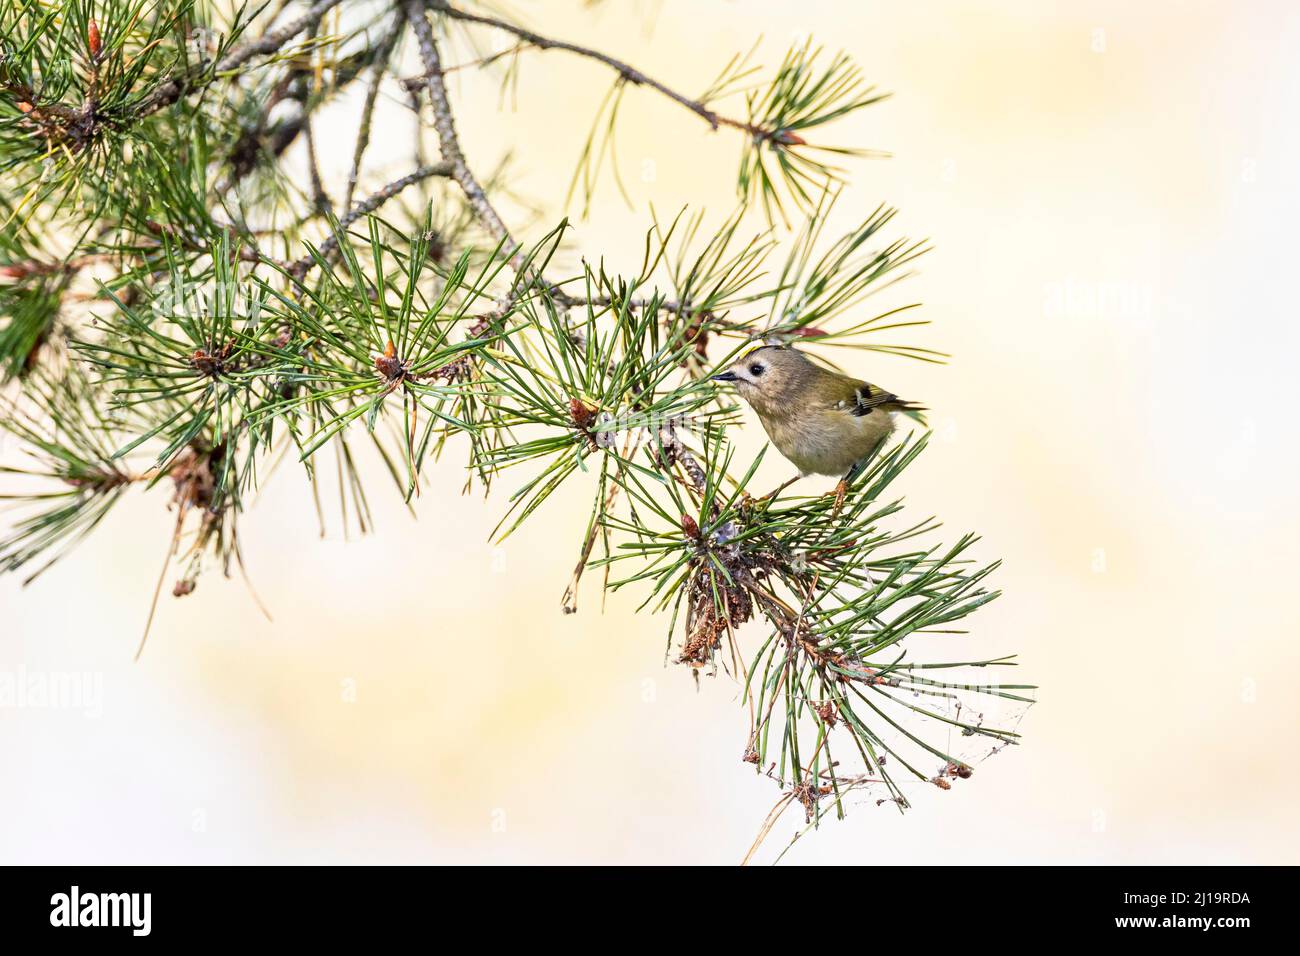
[404,0,527,273]
[0,0,1030,856]
[218,0,347,74]
[136,0,348,119]
[422,2,886,221]
[424,0,769,138]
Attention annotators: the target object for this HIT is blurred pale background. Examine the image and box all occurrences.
[4,0,1299,864]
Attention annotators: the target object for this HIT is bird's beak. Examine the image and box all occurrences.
[710,371,738,382]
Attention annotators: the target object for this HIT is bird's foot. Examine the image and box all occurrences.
[830,478,849,518]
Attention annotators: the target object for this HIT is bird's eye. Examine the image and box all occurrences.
[749,364,764,376]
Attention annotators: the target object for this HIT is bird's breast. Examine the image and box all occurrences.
[758,408,895,477]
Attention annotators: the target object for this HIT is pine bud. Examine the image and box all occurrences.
[374,341,405,380]
[772,129,806,146]
[87,19,103,60]
[680,514,700,540]
[568,397,597,430]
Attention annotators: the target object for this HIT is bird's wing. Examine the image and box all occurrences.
[842,380,926,417]
[812,369,867,412]
[812,367,927,418]
[848,382,895,416]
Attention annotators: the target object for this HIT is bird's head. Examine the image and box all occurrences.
[710,345,811,413]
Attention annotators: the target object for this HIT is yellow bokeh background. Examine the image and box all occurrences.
[4,0,1299,864]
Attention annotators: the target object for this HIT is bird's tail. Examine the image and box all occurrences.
[889,398,928,426]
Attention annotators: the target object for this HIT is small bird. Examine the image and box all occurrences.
[711,344,924,513]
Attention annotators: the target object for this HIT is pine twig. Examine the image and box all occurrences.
[404,0,528,274]
[288,161,455,278]
[424,0,775,140]
[136,0,349,119]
